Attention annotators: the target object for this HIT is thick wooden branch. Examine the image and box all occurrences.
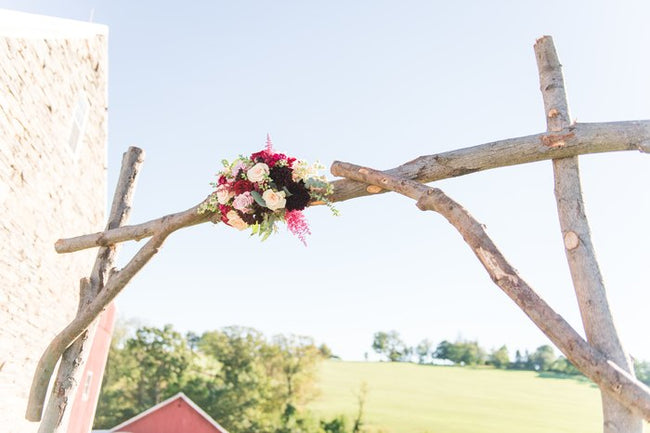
[54,204,209,254]
[26,231,170,423]
[535,36,641,432]
[36,278,93,430]
[330,161,650,422]
[27,147,144,424]
[328,120,650,203]
[53,120,650,255]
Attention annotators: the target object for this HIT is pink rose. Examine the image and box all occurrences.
[232,192,254,213]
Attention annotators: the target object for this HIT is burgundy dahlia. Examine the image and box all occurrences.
[269,166,293,188]
[285,181,311,211]
[233,180,254,195]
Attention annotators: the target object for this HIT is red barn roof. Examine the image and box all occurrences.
[110,393,229,433]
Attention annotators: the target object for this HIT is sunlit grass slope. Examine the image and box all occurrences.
[309,360,603,433]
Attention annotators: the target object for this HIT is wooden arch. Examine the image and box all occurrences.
[27,36,650,433]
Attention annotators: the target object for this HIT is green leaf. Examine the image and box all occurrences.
[305,178,328,190]
[251,190,267,207]
[282,186,293,197]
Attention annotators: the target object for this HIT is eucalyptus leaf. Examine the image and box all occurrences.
[251,190,267,207]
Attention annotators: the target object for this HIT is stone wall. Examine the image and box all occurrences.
[0,11,108,433]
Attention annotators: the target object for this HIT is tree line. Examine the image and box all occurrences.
[95,324,362,433]
[372,330,650,382]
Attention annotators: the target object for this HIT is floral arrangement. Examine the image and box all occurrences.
[199,136,336,244]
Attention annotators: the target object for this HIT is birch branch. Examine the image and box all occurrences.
[54,204,209,254]
[26,230,172,423]
[54,120,650,255]
[535,35,641,432]
[330,160,650,422]
[35,278,93,430]
[27,147,144,424]
[328,120,650,203]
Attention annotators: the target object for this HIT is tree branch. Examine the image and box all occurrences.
[330,160,650,422]
[27,147,144,424]
[328,120,650,203]
[535,35,641,432]
[54,120,649,255]
[54,204,209,254]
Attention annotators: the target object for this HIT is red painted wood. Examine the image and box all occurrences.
[67,302,116,433]
[114,396,226,433]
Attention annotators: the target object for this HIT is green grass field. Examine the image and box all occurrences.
[309,361,605,433]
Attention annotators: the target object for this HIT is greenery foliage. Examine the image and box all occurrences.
[634,358,650,386]
[371,331,411,362]
[94,324,362,433]
[372,331,585,377]
[95,323,647,433]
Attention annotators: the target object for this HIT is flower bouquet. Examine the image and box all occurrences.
[199,137,336,244]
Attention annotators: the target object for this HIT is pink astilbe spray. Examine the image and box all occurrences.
[286,210,311,246]
[265,133,274,152]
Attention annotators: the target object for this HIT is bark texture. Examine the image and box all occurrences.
[330,161,650,422]
[54,121,650,255]
[534,35,641,433]
[27,147,144,425]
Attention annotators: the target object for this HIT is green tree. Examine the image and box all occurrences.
[318,343,335,359]
[415,339,433,364]
[511,349,527,369]
[270,334,322,409]
[321,415,348,433]
[549,356,581,375]
[191,326,279,433]
[94,324,191,428]
[352,381,368,433]
[633,358,650,386]
[372,331,410,362]
[433,340,453,361]
[434,340,485,366]
[489,345,510,369]
[96,324,330,433]
[129,325,191,405]
[529,345,556,371]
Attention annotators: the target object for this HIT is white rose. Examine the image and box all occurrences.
[216,185,234,205]
[247,163,269,183]
[225,210,248,231]
[262,189,286,211]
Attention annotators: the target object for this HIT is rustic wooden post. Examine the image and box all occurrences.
[330,161,650,422]
[534,35,642,433]
[27,147,144,427]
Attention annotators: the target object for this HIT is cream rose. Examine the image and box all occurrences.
[246,163,269,183]
[262,189,286,211]
[216,185,234,205]
[225,210,248,231]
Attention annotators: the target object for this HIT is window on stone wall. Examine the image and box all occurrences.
[69,93,90,156]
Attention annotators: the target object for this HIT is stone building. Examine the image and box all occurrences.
[0,9,109,433]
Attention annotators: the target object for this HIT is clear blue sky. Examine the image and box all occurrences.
[4,1,648,361]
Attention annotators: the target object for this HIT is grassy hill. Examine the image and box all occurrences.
[309,360,604,433]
